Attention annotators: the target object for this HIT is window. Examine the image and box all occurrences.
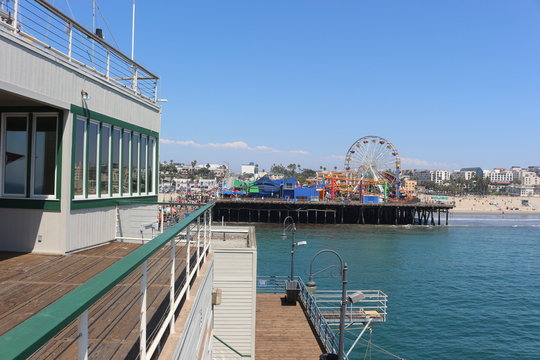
[3,114,28,196]
[87,121,99,196]
[100,125,110,196]
[140,136,147,194]
[111,127,120,195]
[32,114,57,197]
[148,137,155,194]
[131,133,139,194]
[74,117,86,196]
[70,115,156,200]
[0,112,59,199]
[121,130,130,195]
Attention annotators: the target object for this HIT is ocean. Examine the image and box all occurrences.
[255,214,540,359]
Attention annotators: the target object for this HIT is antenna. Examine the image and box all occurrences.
[131,0,135,60]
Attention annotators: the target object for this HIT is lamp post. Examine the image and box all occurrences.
[281,216,297,281]
[306,249,348,360]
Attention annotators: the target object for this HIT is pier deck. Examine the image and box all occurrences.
[0,242,197,359]
[256,293,324,359]
[214,199,453,225]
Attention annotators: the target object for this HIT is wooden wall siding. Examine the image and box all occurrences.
[0,209,64,253]
[67,207,116,252]
[0,34,160,131]
[213,249,257,359]
[117,204,158,239]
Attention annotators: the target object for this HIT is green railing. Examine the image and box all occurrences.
[0,202,214,360]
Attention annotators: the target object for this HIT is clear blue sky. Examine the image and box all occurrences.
[58,0,540,172]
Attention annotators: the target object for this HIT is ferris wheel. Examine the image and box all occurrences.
[344,136,401,184]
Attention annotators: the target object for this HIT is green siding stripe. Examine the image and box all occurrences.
[70,105,158,138]
[0,199,60,211]
[0,203,214,360]
[71,196,158,210]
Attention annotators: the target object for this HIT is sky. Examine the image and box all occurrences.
[53,0,540,172]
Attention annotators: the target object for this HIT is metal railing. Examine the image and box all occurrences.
[0,202,214,360]
[0,0,159,103]
[256,275,342,357]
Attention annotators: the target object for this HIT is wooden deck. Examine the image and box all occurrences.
[0,241,198,359]
[256,293,324,360]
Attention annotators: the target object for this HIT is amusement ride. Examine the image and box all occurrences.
[317,136,413,202]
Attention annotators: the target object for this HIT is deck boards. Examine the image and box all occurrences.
[256,293,324,360]
[0,241,198,359]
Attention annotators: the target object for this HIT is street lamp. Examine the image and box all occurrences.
[305,249,364,360]
[281,216,307,305]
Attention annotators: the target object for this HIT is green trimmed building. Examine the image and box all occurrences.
[0,1,160,254]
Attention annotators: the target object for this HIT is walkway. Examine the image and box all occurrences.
[256,293,324,360]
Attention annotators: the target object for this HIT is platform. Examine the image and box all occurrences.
[256,293,324,360]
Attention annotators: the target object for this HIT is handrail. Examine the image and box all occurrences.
[0,202,214,360]
[213,335,251,358]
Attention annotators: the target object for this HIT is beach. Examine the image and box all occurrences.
[418,194,540,214]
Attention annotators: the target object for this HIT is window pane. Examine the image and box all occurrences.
[140,136,147,194]
[87,122,98,196]
[122,131,130,195]
[100,126,110,195]
[74,118,85,196]
[112,128,120,194]
[131,134,139,194]
[33,116,57,196]
[4,116,27,195]
[148,137,154,193]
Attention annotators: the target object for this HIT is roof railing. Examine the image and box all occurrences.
[0,0,159,103]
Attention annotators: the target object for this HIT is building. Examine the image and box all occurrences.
[460,167,483,178]
[487,168,513,184]
[241,162,258,176]
[451,170,476,181]
[413,170,451,185]
[402,179,417,195]
[1,1,160,254]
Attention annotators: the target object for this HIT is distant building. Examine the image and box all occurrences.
[460,167,483,178]
[413,170,451,185]
[241,162,258,176]
[487,168,513,184]
[402,179,417,194]
[451,170,476,181]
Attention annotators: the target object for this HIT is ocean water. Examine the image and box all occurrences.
[255,214,540,360]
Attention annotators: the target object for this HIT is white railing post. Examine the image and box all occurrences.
[203,211,208,251]
[13,0,18,32]
[196,217,200,272]
[169,238,175,334]
[106,50,110,80]
[160,207,164,233]
[209,209,212,252]
[186,227,191,299]
[78,310,88,360]
[140,260,148,360]
[68,23,73,61]
[132,67,138,92]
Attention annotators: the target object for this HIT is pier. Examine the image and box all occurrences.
[214,199,453,225]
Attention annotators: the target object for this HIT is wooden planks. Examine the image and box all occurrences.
[256,293,324,360]
[0,241,198,359]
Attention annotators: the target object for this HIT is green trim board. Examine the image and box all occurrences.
[71,195,158,210]
[0,199,60,211]
[70,105,158,138]
[0,203,213,360]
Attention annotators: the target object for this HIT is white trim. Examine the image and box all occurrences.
[86,120,100,199]
[1,112,29,197]
[99,124,111,198]
[74,116,86,199]
[111,127,121,196]
[30,112,58,199]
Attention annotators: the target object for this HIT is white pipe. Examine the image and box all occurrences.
[140,261,148,360]
[169,238,175,334]
[345,318,373,357]
[78,310,88,360]
[131,0,135,60]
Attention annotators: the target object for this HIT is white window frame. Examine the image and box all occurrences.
[121,130,131,197]
[1,112,29,198]
[100,124,111,198]
[74,116,87,199]
[30,112,58,199]
[111,127,121,197]
[86,120,100,199]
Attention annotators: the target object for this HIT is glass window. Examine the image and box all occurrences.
[87,121,98,196]
[148,137,154,194]
[4,115,28,195]
[140,136,147,194]
[122,131,130,195]
[33,115,57,196]
[131,133,139,194]
[100,125,110,196]
[111,128,120,195]
[74,118,85,196]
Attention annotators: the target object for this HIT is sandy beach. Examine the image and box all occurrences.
[418,194,540,214]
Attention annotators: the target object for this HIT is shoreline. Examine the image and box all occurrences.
[419,194,540,215]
